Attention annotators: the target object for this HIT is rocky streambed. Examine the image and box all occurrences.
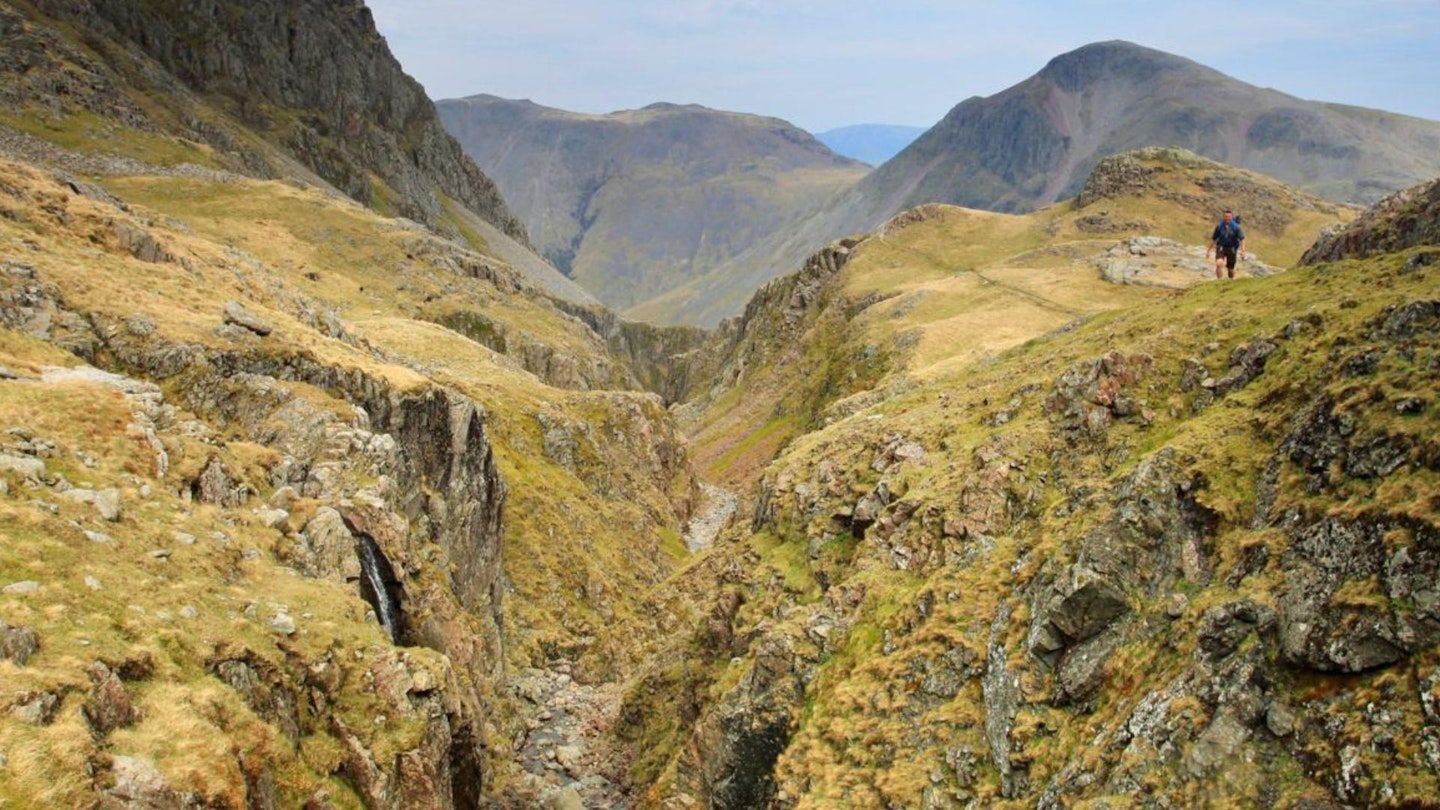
[512,666,631,809]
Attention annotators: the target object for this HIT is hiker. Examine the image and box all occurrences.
[1207,209,1246,279]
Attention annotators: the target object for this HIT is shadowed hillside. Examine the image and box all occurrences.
[0,0,599,304]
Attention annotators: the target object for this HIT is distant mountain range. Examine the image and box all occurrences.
[436,96,868,314]
[813,124,927,166]
[639,40,1440,326]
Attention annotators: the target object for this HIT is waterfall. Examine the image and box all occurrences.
[357,534,402,644]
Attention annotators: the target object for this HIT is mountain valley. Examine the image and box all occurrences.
[0,3,1437,810]
[437,96,867,320]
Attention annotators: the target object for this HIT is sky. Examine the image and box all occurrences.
[365,0,1440,134]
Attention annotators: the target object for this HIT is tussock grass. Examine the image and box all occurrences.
[0,110,221,168]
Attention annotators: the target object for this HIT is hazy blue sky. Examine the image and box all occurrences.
[365,0,1440,133]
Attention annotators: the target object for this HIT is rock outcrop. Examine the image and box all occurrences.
[1300,175,1440,265]
[0,227,501,807]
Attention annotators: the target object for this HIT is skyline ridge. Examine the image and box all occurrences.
[365,1,1440,132]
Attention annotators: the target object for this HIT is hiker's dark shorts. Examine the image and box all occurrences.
[1218,246,1238,270]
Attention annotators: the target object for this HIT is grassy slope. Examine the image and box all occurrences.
[0,326,431,807]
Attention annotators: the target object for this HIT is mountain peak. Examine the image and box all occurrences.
[1037,40,1206,91]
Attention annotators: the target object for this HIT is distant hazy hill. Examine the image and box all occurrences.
[814,124,927,165]
[644,40,1440,326]
[436,96,869,313]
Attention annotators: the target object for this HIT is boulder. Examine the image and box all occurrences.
[0,452,45,479]
[1045,565,1129,644]
[254,507,289,530]
[10,691,60,725]
[0,621,40,666]
[110,221,170,263]
[298,507,359,581]
[1055,627,1122,707]
[1277,516,1438,672]
[84,661,138,735]
[57,487,122,521]
[105,756,191,807]
[222,301,274,336]
[1211,336,1277,396]
[192,456,249,506]
[1196,600,1275,661]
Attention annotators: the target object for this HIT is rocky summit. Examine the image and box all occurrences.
[0,4,1438,810]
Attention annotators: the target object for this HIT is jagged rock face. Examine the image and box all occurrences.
[632,190,1440,807]
[555,302,715,405]
[181,350,509,675]
[14,0,526,240]
[1301,175,1440,265]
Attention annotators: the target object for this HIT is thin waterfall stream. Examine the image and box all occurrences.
[357,534,403,643]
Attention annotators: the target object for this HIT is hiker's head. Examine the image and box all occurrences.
[1222,209,1234,223]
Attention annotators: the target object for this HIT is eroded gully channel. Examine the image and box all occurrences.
[511,482,738,808]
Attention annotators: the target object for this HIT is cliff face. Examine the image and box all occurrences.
[6,0,527,243]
